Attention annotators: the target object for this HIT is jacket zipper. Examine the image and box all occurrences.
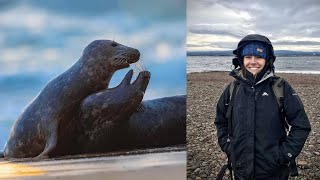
[252,85,256,179]
[251,86,256,100]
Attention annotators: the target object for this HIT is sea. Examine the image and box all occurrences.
[188,56,320,74]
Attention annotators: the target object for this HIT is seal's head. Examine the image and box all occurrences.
[82,40,140,71]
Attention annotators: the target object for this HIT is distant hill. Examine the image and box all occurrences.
[187,51,233,56]
[187,50,320,57]
[275,50,320,56]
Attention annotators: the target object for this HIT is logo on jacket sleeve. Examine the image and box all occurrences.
[262,92,269,96]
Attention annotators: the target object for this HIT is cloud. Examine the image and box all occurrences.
[155,42,173,61]
[189,24,254,38]
[187,0,320,51]
[187,41,236,51]
[273,41,320,46]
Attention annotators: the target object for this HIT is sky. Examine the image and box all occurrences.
[187,0,320,52]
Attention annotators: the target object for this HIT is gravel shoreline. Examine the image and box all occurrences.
[187,71,320,180]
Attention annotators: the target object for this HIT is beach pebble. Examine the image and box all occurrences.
[194,168,201,174]
[201,161,208,166]
[200,173,207,178]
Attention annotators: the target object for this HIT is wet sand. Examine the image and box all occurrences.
[0,147,186,179]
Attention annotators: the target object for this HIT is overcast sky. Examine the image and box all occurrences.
[187,0,320,52]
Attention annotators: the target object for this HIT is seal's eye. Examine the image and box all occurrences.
[111,42,118,47]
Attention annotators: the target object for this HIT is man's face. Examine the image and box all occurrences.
[243,55,266,76]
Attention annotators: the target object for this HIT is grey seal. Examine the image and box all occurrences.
[73,69,151,153]
[78,89,186,153]
[2,40,140,158]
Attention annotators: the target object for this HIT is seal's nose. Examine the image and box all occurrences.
[133,49,140,59]
[128,49,140,63]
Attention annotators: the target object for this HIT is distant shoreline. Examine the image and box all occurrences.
[187,55,320,74]
[187,51,320,57]
[187,55,320,57]
[187,70,320,75]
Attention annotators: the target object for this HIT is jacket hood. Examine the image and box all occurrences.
[233,34,273,55]
[232,34,276,71]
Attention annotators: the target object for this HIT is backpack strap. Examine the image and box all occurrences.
[226,80,240,138]
[272,77,299,177]
[271,77,289,130]
[228,81,236,102]
[272,77,284,110]
[217,80,240,180]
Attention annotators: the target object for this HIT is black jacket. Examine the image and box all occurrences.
[215,69,311,179]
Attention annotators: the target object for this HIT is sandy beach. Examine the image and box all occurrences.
[0,147,186,179]
[187,71,320,180]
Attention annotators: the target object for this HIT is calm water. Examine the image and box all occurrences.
[187,56,320,74]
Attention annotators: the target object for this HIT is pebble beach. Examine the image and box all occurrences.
[187,71,320,180]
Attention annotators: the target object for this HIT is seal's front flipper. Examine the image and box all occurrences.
[36,125,58,159]
[36,137,57,159]
[135,103,145,113]
[0,150,4,158]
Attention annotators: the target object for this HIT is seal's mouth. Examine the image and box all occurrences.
[118,50,140,68]
[127,51,140,64]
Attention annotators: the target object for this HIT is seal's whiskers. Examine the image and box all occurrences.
[114,56,128,65]
[133,59,147,78]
